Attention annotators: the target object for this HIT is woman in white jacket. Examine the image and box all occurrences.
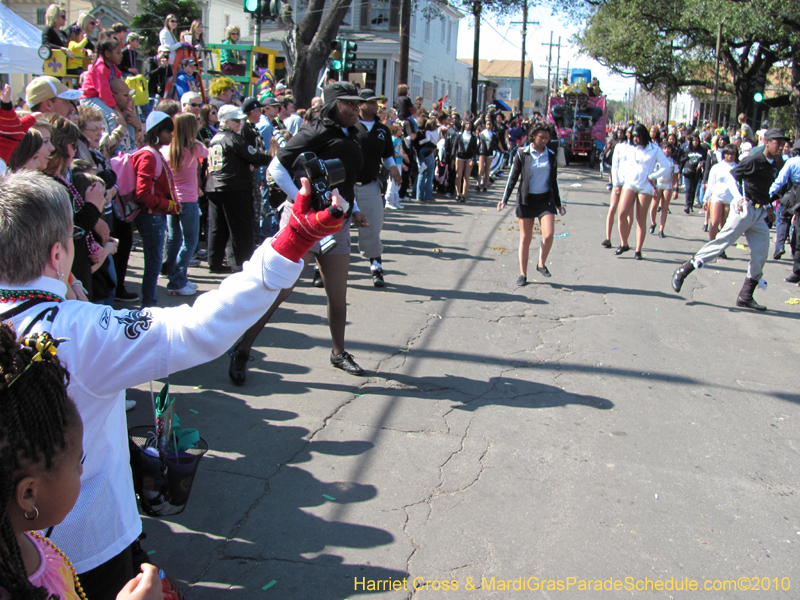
[704,143,738,247]
[615,124,671,259]
[158,14,182,66]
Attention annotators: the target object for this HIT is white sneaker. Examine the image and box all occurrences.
[385,203,400,210]
[167,284,197,296]
[186,281,198,290]
[125,399,136,411]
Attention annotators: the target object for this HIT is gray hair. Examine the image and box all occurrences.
[0,172,73,284]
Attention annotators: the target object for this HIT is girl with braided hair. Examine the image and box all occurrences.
[0,323,161,600]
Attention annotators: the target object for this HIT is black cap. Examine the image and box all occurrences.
[262,96,281,107]
[764,128,789,141]
[241,96,263,113]
[180,58,196,67]
[322,81,362,103]
[358,88,379,101]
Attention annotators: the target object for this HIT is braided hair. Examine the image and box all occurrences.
[0,322,77,600]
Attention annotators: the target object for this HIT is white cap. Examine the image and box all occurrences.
[145,111,171,133]
[218,104,245,122]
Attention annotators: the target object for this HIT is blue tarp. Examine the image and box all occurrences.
[494,98,512,112]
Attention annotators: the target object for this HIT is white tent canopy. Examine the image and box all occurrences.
[0,3,44,75]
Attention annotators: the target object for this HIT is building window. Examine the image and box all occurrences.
[447,21,452,53]
[433,78,438,103]
[441,17,446,43]
[371,0,390,29]
[412,73,422,100]
[36,8,46,25]
[425,14,430,41]
[341,0,353,28]
[223,12,230,36]
[457,85,462,112]
[410,8,416,36]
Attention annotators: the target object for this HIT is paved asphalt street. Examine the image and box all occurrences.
[126,163,799,599]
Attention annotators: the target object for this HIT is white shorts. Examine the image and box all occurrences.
[656,184,673,191]
[623,182,655,196]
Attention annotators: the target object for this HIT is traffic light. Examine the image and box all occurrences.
[343,39,358,74]
[331,38,343,73]
[244,0,281,19]
[753,70,767,103]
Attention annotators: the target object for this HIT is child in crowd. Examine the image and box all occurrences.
[81,38,123,109]
[384,124,407,210]
[0,323,162,600]
[66,26,89,76]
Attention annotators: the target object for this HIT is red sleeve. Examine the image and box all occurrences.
[133,151,170,211]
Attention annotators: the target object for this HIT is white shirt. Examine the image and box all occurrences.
[620,142,671,189]
[654,157,679,189]
[706,160,737,204]
[284,113,303,136]
[1,243,303,572]
[611,142,630,187]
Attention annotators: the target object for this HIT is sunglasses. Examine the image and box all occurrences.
[169,19,177,22]
[230,32,240,35]
[189,103,201,107]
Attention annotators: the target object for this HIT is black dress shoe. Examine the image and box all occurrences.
[719,251,729,260]
[228,350,253,385]
[658,231,666,238]
[702,223,708,232]
[115,288,140,303]
[372,269,385,288]
[736,297,767,311]
[634,251,643,260]
[614,245,630,255]
[649,225,655,234]
[672,261,695,293]
[536,265,551,277]
[516,275,527,286]
[209,265,233,274]
[774,249,785,260]
[601,239,612,248]
[684,208,691,214]
[785,274,800,283]
[331,351,365,376]
[312,267,324,288]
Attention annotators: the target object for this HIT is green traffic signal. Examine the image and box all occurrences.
[754,92,764,103]
[244,0,258,12]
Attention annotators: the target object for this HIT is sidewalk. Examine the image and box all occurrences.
[127,167,799,598]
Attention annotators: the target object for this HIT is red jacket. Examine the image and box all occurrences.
[81,59,122,108]
[132,147,173,213]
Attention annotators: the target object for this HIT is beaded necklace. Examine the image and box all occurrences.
[56,175,103,256]
[0,289,65,304]
[29,531,86,599]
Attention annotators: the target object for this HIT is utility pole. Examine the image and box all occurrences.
[518,1,527,114]
[553,35,561,93]
[543,32,553,112]
[470,2,481,115]
[711,22,722,123]
[399,0,411,85]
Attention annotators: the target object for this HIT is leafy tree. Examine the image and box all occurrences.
[569,0,796,128]
[131,0,201,56]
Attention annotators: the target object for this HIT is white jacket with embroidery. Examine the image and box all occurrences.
[1,241,303,573]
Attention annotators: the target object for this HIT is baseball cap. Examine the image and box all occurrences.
[180,58,196,68]
[241,96,263,113]
[358,88,380,102]
[322,81,362,103]
[261,96,280,107]
[764,128,789,141]
[218,104,245,121]
[145,111,171,133]
[25,76,82,107]
[158,44,171,54]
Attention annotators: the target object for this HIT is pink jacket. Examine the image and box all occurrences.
[81,59,122,108]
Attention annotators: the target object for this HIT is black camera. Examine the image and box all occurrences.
[299,152,346,212]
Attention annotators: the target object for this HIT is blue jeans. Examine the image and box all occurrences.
[134,212,167,306]
[416,152,435,201]
[165,202,200,291]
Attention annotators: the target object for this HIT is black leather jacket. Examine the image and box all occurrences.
[205,127,271,193]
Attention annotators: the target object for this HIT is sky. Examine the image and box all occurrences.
[455,2,634,100]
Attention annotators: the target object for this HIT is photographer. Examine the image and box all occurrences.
[143,45,173,117]
[229,81,368,384]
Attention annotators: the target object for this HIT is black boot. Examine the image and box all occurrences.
[671,261,695,293]
[736,277,766,311]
